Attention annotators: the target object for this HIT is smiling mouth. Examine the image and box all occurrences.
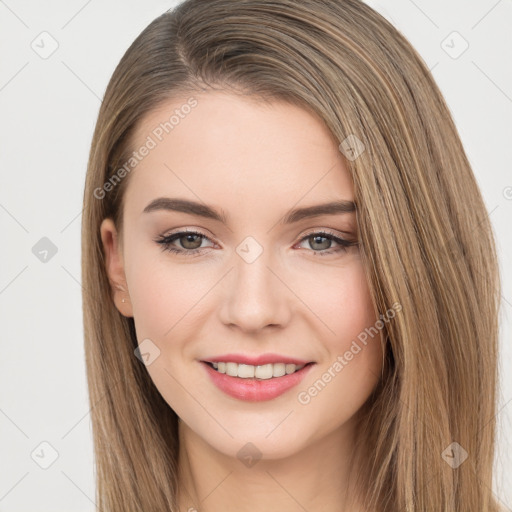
[204,361,314,379]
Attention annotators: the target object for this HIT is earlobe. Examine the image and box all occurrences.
[99,218,133,318]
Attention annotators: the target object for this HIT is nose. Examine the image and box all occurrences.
[218,250,292,333]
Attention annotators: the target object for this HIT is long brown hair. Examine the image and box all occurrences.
[81,1,502,510]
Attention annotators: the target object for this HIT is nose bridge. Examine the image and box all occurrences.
[219,238,290,331]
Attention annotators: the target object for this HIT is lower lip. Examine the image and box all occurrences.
[201,362,315,402]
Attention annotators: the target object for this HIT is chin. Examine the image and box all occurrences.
[191,417,313,462]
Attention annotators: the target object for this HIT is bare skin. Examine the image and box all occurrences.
[101,90,384,512]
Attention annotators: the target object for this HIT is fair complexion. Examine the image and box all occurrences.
[101,90,383,512]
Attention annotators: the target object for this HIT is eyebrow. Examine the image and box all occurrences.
[142,197,356,224]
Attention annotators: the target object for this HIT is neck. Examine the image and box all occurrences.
[176,416,367,512]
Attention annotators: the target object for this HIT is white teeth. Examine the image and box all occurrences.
[285,363,296,375]
[237,364,255,378]
[226,362,238,377]
[255,363,273,379]
[211,361,306,379]
[273,363,286,377]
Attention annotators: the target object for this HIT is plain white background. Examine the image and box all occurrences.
[0,1,510,510]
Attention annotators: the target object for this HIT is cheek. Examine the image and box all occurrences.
[295,257,377,351]
[125,246,205,341]
[129,272,174,340]
[328,263,383,384]
[124,250,208,415]
[293,261,383,420]
[333,265,377,347]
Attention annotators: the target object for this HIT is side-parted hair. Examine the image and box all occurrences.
[81,1,502,510]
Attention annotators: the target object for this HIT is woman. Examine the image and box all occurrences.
[81,0,503,510]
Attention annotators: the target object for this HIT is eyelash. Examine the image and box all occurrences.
[154,229,358,257]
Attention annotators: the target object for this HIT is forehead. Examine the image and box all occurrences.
[124,91,354,217]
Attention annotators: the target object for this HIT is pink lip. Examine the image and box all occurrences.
[201,361,315,402]
[203,353,312,366]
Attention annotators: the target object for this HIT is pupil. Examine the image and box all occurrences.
[183,234,201,249]
[311,235,329,250]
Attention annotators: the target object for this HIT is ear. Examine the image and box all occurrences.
[100,218,133,318]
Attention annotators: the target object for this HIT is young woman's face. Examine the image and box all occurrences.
[101,90,384,460]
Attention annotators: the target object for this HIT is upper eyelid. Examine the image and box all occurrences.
[160,226,353,239]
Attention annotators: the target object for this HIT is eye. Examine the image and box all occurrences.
[154,229,214,256]
[295,230,358,256]
[154,229,358,257]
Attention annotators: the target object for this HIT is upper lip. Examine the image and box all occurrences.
[202,353,314,366]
